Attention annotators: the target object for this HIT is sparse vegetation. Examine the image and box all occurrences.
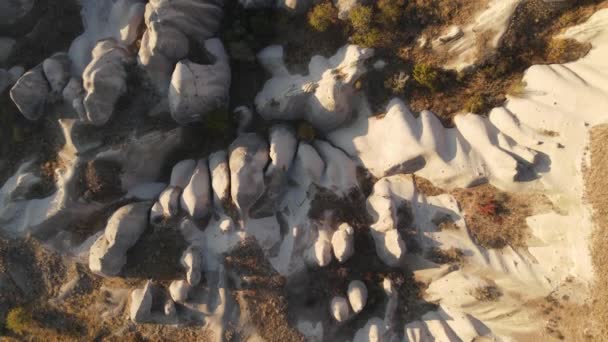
[472,285,502,302]
[308,2,338,32]
[348,5,373,31]
[464,94,486,114]
[452,184,552,249]
[5,306,34,335]
[413,63,441,92]
[426,247,464,264]
[545,38,592,64]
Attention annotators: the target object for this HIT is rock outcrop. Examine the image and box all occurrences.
[255,44,373,132]
[89,202,151,276]
[169,39,231,125]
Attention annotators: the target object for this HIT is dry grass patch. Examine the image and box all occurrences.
[584,124,608,340]
[451,184,552,249]
[472,285,502,302]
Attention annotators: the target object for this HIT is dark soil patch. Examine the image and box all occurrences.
[123,225,189,281]
[471,284,503,302]
[82,159,124,202]
[225,238,305,342]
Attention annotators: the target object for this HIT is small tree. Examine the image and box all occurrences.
[378,0,405,25]
[413,63,440,91]
[348,5,373,32]
[308,2,338,32]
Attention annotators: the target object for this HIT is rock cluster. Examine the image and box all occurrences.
[255,44,373,132]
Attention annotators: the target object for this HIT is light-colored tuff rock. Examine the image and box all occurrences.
[69,0,145,75]
[331,223,355,263]
[158,186,182,218]
[96,128,183,191]
[169,279,191,303]
[89,202,150,276]
[181,159,211,220]
[330,296,350,322]
[80,39,132,126]
[0,0,35,27]
[169,39,231,124]
[170,159,196,188]
[129,281,153,323]
[10,65,50,120]
[347,280,367,314]
[306,238,332,267]
[353,317,385,342]
[42,53,72,94]
[229,134,269,217]
[436,26,464,44]
[209,150,231,210]
[181,246,202,286]
[255,44,373,131]
[365,177,409,267]
[138,0,223,92]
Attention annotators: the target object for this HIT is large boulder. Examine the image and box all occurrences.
[80,39,132,126]
[181,159,211,220]
[168,39,231,125]
[89,202,150,276]
[0,0,35,27]
[10,65,50,120]
[229,134,269,217]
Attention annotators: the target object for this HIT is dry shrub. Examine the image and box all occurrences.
[308,2,338,32]
[472,285,502,302]
[452,184,551,249]
[545,38,592,64]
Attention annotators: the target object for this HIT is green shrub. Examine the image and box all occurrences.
[308,2,338,32]
[413,63,440,91]
[465,94,486,114]
[351,28,384,48]
[377,0,405,24]
[348,5,373,31]
[5,307,34,335]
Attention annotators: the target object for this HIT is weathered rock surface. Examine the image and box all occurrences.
[42,53,72,94]
[255,44,373,131]
[332,223,355,263]
[81,39,131,125]
[130,281,153,323]
[10,65,50,120]
[181,159,211,220]
[347,280,368,314]
[89,202,150,276]
[330,296,351,322]
[181,246,202,286]
[229,134,269,216]
[0,0,35,27]
[169,39,231,125]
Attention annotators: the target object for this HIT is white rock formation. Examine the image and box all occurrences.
[96,128,183,191]
[89,202,150,276]
[255,44,373,131]
[334,0,366,19]
[138,0,223,92]
[306,238,332,267]
[331,223,355,263]
[181,246,202,286]
[229,134,269,217]
[42,53,72,94]
[170,159,196,188]
[69,0,145,75]
[181,159,211,220]
[435,0,524,71]
[209,150,231,211]
[169,39,231,125]
[365,177,409,267]
[129,281,153,323]
[169,279,191,303]
[10,65,50,120]
[80,39,131,125]
[330,296,351,322]
[347,280,367,314]
[158,186,182,218]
